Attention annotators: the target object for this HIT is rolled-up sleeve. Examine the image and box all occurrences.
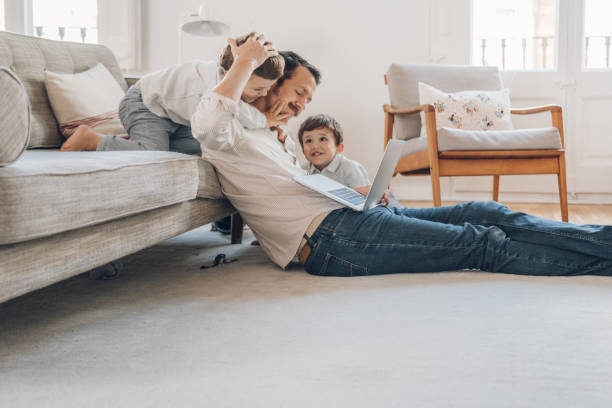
[191,91,245,152]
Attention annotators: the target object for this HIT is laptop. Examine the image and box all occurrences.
[294,139,405,211]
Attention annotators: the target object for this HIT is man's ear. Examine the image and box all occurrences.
[336,143,344,153]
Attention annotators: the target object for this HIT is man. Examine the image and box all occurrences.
[192,35,612,276]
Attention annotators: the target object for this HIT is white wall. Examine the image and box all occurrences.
[141,0,430,174]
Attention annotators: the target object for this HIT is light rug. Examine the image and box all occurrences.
[2,226,612,407]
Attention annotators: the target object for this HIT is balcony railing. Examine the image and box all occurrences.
[33,25,97,43]
[479,35,611,70]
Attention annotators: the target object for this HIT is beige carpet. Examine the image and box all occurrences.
[2,226,612,407]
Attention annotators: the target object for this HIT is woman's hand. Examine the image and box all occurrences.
[264,99,293,127]
[270,126,287,144]
[228,33,278,71]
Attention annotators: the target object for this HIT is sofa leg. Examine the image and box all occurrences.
[231,213,244,244]
[88,260,123,280]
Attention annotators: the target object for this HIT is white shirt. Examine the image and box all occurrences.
[139,60,266,129]
[305,153,370,188]
[191,91,343,268]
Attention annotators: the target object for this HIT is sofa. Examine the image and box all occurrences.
[0,31,241,304]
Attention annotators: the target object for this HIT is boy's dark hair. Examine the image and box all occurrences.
[277,51,321,87]
[219,33,284,80]
[298,114,343,147]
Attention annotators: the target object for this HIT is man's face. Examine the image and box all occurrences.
[262,66,317,123]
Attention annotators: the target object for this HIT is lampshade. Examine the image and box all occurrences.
[180,3,230,37]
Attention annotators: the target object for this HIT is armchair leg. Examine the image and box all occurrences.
[230,213,244,244]
[430,168,442,207]
[493,175,500,202]
[557,153,569,222]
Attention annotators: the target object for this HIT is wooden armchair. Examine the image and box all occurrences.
[383,64,568,221]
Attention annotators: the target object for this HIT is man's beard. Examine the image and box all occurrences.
[264,89,300,117]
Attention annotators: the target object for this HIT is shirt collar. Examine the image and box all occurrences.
[308,153,343,173]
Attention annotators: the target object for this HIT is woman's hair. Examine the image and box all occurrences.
[219,33,285,80]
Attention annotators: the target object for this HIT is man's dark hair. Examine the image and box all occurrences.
[219,33,284,80]
[298,114,343,147]
[277,51,321,87]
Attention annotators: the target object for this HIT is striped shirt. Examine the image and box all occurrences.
[191,91,343,268]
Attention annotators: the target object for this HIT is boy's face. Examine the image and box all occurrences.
[301,127,344,171]
[241,74,276,103]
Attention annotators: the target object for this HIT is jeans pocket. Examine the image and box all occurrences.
[318,253,368,277]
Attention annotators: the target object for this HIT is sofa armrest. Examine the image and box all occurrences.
[123,74,142,88]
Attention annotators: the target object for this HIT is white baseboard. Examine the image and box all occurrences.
[389,178,612,204]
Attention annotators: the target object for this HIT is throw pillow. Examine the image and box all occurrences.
[44,63,127,138]
[0,67,31,166]
[418,82,513,138]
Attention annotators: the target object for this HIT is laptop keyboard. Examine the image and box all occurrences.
[328,187,366,206]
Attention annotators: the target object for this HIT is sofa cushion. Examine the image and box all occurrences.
[0,67,30,166]
[0,151,201,245]
[196,158,224,199]
[400,127,562,157]
[0,31,127,148]
[44,63,127,138]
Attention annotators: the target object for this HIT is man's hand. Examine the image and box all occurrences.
[354,185,390,206]
[227,33,278,71]
[265,99,293,127]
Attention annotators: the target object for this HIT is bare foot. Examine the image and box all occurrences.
[60,125,103,151]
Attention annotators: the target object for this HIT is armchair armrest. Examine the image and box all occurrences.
[123,74,142,88]
[511,104,565,148]
[383,103,439,157]
[510,104,562,115]
[383,103,435,115]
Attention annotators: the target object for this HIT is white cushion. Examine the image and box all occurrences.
[399,127,562,157]
[44,63,126,138]
[418,82,513,138]
[437,127,562,151]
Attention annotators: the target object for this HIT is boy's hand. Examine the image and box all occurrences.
[354,185,390,206]
[265,99,293,127]
[354,185,370,196]
[227,33,278,71]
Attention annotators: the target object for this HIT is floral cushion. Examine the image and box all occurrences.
[418,82,513,138]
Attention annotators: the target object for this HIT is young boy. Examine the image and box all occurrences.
[297,114,401,207]
[60,32,287,153]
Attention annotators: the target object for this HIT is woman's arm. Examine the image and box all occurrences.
[191,34,277,152]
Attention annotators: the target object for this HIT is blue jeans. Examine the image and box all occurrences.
[303,201,612,276]
[97,86,202,155]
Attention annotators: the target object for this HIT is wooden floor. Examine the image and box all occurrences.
[401,201,612,224]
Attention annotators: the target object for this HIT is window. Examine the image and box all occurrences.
[0,1,5,31]
[32,0,98,43]
[472,0,557,70]
[583,0,612,69]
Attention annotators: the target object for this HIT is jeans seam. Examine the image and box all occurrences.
[497,222,609,247]
[329,237,611,270]
[323,252,368,276]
